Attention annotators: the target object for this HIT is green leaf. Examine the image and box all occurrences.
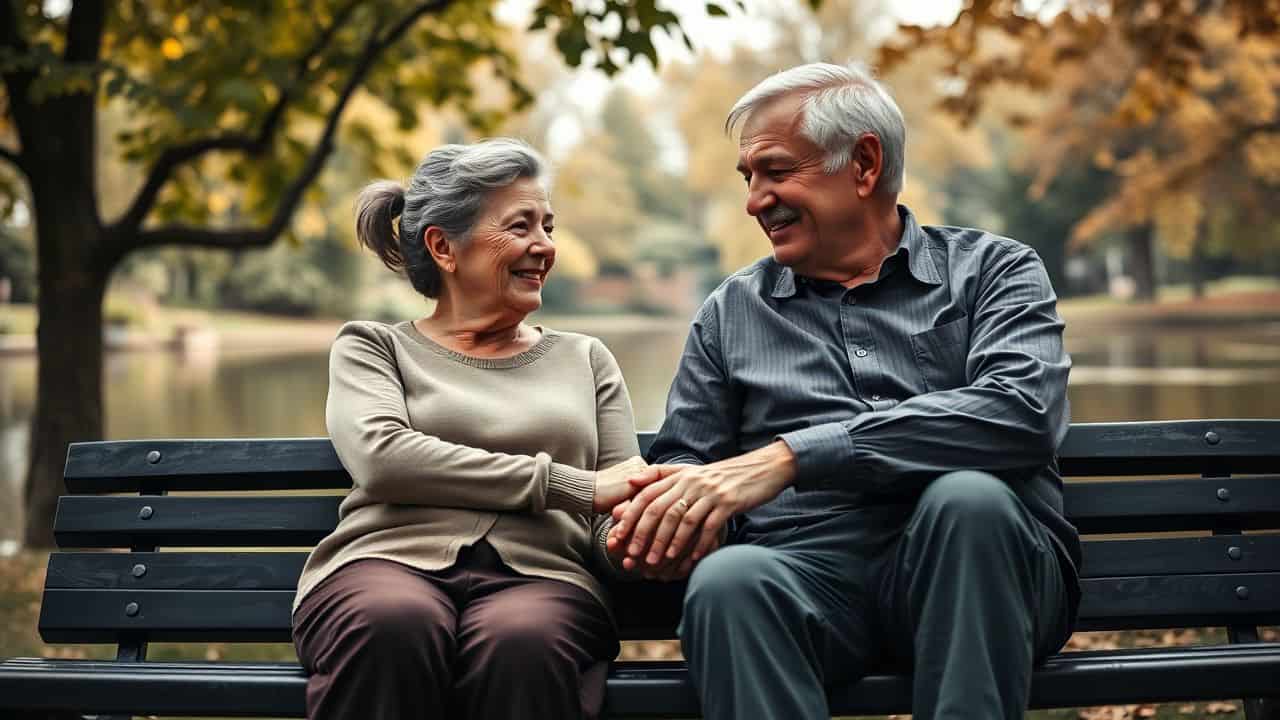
[706,3,728,17]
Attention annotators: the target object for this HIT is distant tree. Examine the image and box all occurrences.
[883,0,1280,299]
[0,0,701,547]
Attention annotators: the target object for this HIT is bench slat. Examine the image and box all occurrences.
[51,477,1280,549]
[1054,420,1280,476]
[43,536,1280,597]
[1065,476,1280,533]
[37,573,1280,644]
[46,552,307,590]
[1078,535,1280,578]
[64,421,1280,494]
[64,439,349,493]
[53,496,340,548]
[6,644,1280,717]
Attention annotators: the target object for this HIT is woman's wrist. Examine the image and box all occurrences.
[546,462,596,513]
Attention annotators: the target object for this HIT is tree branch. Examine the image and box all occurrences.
[112,0,367,235]
[119,0,450,263]
[0,144,22,172]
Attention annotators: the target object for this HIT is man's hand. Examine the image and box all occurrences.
[610,441,797,569]
[606,504,720,580]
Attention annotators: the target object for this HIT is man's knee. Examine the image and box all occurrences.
[918,470,1021,529]
[683,545,787,620]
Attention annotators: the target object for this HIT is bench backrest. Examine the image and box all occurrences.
[41,420,1280,646]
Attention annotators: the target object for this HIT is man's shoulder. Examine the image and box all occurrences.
[704,256,776,303]
[919,223,1029,256]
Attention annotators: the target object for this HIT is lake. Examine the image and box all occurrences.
[2,316,1279,549]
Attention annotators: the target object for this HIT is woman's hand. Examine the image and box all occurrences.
[592,456,661,513]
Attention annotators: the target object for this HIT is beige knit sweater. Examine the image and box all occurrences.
[293,320,641,614]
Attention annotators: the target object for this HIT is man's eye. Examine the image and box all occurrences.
[543,226,554,235]
[510,222,528,231]
[741,175,751,185]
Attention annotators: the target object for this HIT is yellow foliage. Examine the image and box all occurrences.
[1152,191,1204,259]
[160,38,183,61]
[1244,133,1280,184]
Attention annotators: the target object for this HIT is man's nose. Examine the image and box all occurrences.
[745,182,774,217]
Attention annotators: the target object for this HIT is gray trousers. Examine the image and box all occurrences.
[679,471,1074,720]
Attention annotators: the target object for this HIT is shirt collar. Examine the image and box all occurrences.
[770,204,940,299]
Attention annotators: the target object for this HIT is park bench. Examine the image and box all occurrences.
[0,419,1277,719]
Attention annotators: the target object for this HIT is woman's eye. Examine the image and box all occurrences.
[543,226,554,235]
[510,222,528,232]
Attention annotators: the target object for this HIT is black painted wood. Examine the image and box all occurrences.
[1054,420,1280,476]
[63,438,349,493]
[53,496,340,547]
[63,421,1280,495]
[1079,535,1280,577]
[1064,476,1280,533]
[37,572,1280,644]
[4,644,1280,718]
[14,420,1279,718]
[49,478,1280,547]
[41,534,1280,599]
[45,552,308,590]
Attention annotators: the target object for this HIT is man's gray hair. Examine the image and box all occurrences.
[354,138,549,298]
[726,61,906,196]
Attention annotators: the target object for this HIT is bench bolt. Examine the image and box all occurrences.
[138,506,154,520]
[1235,586,1249,600]
[131,563,147,578]
[124,602,140,617]
[1204,431,1220,445]
[146,450,162,464]
[1228,546,1242,561]
[1216,488,1230,502]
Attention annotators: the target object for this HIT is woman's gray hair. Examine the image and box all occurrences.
[354,138,548,298]
[725,61,906,196]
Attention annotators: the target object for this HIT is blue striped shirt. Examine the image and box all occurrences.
[648,205,1081,592]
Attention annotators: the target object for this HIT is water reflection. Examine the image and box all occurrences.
[1,320,1278,546]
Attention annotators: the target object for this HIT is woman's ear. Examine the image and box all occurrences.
[423,226,455,273]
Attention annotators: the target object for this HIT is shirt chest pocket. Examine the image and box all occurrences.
[910,315,970,392]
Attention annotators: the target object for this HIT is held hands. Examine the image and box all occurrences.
[592,456,655,513]
[606,441,798,579]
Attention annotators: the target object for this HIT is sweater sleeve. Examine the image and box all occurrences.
[325,322,595,513]
[587,338,643,578]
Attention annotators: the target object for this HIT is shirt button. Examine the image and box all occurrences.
[855,348,868,358]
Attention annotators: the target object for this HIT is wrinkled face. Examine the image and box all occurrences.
[451,177,556,318]
[737,93,862,274]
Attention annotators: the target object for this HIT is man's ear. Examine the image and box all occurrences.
[423,226,455,273]
[850,133,884,198]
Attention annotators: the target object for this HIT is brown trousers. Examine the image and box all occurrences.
[292,540,619,720]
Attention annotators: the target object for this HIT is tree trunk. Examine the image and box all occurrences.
[17,72,107,547]
[22,226,107,548]
[1126,224,1157,301]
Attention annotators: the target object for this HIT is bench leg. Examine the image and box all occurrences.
[1228,626,1278,720]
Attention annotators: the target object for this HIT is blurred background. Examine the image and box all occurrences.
[1,1,1277,716]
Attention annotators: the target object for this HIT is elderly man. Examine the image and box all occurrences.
[608,62,1080,720]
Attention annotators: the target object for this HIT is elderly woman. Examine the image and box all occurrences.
[291,138,646,720]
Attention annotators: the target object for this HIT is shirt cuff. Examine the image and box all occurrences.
[546,463,595,513]
[778,422,855,491]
